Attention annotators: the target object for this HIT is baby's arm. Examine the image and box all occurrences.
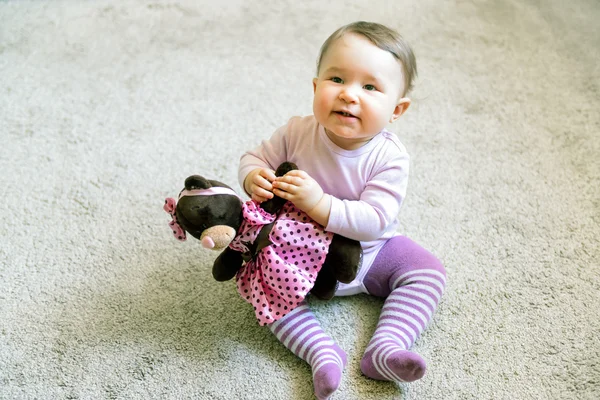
[239,123,289,200]
[281,153,409,242]
[327,163,408,242]
[273,171,402,239]
[273,150,408,237]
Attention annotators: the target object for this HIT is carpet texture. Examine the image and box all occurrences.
[1,1,598,399]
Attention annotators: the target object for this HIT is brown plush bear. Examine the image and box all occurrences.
[164,162,362,323]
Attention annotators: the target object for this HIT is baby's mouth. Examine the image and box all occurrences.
[335,111,357,118]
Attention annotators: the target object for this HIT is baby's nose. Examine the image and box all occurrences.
[339,86,359,103]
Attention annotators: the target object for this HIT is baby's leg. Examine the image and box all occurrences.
[269,302,346,400]
[361,236,446,382]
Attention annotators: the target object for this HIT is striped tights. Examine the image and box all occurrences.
[361,235,446,381]
[269,303,346,400]
[268,235,445,398]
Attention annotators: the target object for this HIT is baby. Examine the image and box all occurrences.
[239,21,446,399]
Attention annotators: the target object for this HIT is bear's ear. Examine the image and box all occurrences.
[275,162,298,177]
[184,175,212,190]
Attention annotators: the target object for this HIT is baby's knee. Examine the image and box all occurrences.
[387,237,446,291]
[401,237,445,274]
[421,248,445,278]
[365,236,446,297]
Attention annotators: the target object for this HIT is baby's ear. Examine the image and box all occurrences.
[389,98,411,123]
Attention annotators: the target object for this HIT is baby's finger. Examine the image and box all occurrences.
[260,169,277,182]
[272,188,291,200]
[255,174,274,191]
[276,175,302,187]
[273,180,296,193]
[253,186,274,200]
[251,193,265,203]
[284,169,308,178]
[252,192,271,203]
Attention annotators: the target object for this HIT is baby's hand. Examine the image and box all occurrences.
[245,168,277,203]
[272,170,324,213]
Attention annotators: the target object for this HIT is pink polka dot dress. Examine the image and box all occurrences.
[230,200,333,326]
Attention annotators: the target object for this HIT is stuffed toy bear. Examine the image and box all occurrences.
[164,162,362,325]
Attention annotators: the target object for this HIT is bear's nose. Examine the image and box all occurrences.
[201,236,215,249]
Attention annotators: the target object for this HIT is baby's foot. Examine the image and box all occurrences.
[361,344,426,382]
[312,343,347,400]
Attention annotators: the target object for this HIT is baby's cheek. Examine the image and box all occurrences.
[313,97,329,122]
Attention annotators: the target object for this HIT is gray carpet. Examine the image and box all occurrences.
[1,1,598,399]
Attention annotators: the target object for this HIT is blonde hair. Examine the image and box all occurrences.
[316,21,417,96]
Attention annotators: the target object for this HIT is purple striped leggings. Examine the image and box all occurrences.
[269,235,446,399]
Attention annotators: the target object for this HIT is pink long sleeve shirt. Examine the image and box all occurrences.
[238,115,410,295]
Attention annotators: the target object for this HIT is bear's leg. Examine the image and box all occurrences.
[310,262,337,300]
[327,234,361,284]
[212,248,244,281]
[269,302,346,400]
[361,235,446,382]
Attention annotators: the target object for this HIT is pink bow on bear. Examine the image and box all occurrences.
[164,197,186,241]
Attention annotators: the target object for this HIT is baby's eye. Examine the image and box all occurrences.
[364,84,377,91]
[331,77,343,83]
